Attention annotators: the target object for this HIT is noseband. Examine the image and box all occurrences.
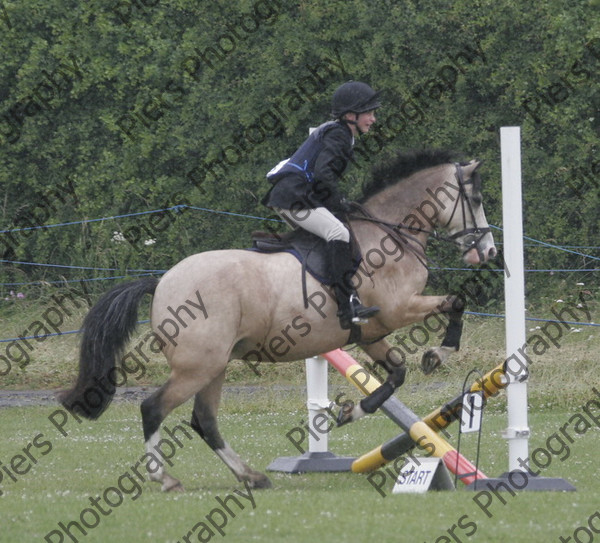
[442,164,491,260]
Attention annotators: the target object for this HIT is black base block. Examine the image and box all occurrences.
[267,452,355,474]
[465,471,576,492]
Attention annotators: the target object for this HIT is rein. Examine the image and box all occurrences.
[348,163,491,266]
[348,203,430,270]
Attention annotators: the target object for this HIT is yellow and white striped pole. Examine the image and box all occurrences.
[352,362,507,473]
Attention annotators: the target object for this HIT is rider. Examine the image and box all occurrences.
[262,81,381,329]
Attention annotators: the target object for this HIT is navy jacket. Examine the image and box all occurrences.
[261,121,353,213]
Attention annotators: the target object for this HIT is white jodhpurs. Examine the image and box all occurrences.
[274,207,350,243]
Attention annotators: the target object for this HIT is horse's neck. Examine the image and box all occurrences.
[362,166,449,231]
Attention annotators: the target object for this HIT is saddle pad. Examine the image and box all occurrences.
[249,229,361,285]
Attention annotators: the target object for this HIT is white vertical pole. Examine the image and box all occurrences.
[500,126,530,472]
[305,356,330,453]
[268,355,354,472]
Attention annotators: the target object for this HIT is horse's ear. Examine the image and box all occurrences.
[462,159,483,178]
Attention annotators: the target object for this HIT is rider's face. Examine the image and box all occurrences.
[357,110,377,133]
[346,110,377,135]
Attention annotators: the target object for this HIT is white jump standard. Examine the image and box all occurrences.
[267,356,355,473]
[475,126,574,491]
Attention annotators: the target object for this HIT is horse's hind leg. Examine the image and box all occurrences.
[140,382,186,492]
[189,370,272,489]
[140,368,217,492]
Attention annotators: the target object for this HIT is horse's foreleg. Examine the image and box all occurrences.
[189,371,272,489]
[337,338,406,426]
[421,295,465,374]
[336,294,466,424]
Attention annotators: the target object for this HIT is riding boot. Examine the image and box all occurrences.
[327,239,379,329]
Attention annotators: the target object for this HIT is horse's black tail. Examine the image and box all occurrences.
[60,277,159,419]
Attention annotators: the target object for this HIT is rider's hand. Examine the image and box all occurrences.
[338,198,354,214]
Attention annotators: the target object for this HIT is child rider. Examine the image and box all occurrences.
[262,81,382,330]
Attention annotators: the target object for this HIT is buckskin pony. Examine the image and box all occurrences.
[61,150,497,491]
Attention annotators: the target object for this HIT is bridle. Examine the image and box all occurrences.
[348,163,491,266]
[441,163,492,261]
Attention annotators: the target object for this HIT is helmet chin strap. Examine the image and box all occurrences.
[341,113,366,135]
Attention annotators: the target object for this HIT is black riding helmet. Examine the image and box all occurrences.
[331,81,382,119]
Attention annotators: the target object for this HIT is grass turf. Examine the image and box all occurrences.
[0,394,598,543]
[1,289,598,541]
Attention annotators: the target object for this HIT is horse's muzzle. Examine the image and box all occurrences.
[463,244,497,265]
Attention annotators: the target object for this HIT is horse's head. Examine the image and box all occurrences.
[361,152,497,265]
[438,160,497,265]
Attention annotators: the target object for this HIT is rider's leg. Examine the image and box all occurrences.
[274,207,379,328]
[327,238,379,328]
[274,206,349,242]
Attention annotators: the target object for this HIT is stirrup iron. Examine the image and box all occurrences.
[349,294,379,324]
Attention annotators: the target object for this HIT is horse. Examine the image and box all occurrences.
[60,150,497,491]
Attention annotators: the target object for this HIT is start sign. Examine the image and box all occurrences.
[392,457,455,494]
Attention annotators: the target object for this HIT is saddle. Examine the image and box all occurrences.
[249,229,362,287]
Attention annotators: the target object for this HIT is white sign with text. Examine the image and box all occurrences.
[392,457,455,494]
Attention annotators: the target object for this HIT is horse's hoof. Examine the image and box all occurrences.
[336,401,354,427]
[162,474,184,492]
[421,350,441,375]
[249,474,272,489]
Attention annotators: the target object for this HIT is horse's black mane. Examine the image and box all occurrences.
[359,149,459,202]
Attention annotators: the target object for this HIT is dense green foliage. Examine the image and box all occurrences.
[1,0,598,297]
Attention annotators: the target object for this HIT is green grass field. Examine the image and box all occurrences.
[1,292,599,542]
[1,399,599,543]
